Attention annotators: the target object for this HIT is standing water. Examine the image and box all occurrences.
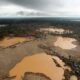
[9,53,71,80]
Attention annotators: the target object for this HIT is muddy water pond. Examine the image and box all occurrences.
[54,37,77,50]
[0,37,31,48]
[9,53,71,80]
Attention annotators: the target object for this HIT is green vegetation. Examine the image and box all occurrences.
[0,24,37,38]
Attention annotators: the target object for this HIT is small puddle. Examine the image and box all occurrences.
[9,53,70,80]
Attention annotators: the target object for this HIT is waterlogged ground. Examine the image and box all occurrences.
[0,34,79,80]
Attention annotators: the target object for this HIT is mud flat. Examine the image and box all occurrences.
[39,28,65,33]
[23,72,51,80]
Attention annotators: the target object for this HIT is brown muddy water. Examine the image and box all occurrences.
[54,37,77,50]
[9,53,71,80]
[0,37,32,48]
